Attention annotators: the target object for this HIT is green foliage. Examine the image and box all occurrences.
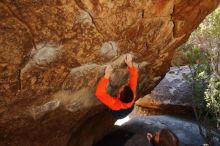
[204,74,220,131]
[182,45,212,107]
[179,43,220,144]
[205,75,220,110]
[174,5,220,144]
[188,6,220,52]
[197,6,220,37]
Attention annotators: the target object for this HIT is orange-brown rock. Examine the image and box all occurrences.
[0,0,219,145]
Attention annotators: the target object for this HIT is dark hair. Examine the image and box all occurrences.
[119,86,134,103]
[151,129,179,146]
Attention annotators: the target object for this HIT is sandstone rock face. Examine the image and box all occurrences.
[0,0,219,145]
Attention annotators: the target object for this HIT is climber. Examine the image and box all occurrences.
[95,54,138,119]
[147,128,179,146]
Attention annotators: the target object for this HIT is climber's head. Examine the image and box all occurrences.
[150,128,179,146]
[116,85,134,103]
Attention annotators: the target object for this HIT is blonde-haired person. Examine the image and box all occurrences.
[147,128,179,146]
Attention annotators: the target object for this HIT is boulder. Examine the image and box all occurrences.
[0,0,219,145]
[95,115,220,146]
[135,66,194,116]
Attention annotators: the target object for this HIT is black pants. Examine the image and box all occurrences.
[110,104,135,119]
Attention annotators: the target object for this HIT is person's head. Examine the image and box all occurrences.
[150,128,179,146]
[116,85,134,103]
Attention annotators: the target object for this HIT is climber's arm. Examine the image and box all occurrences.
[95,77,121,110]
[125,54,138,96]
[128,64,138,96]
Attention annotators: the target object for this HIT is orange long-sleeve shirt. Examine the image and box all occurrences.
[95,65,138,110]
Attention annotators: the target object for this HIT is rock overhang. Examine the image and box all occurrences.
[0,0,219,145]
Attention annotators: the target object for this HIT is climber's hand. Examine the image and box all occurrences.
[104,64,113,79]
[125,54,133,67]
